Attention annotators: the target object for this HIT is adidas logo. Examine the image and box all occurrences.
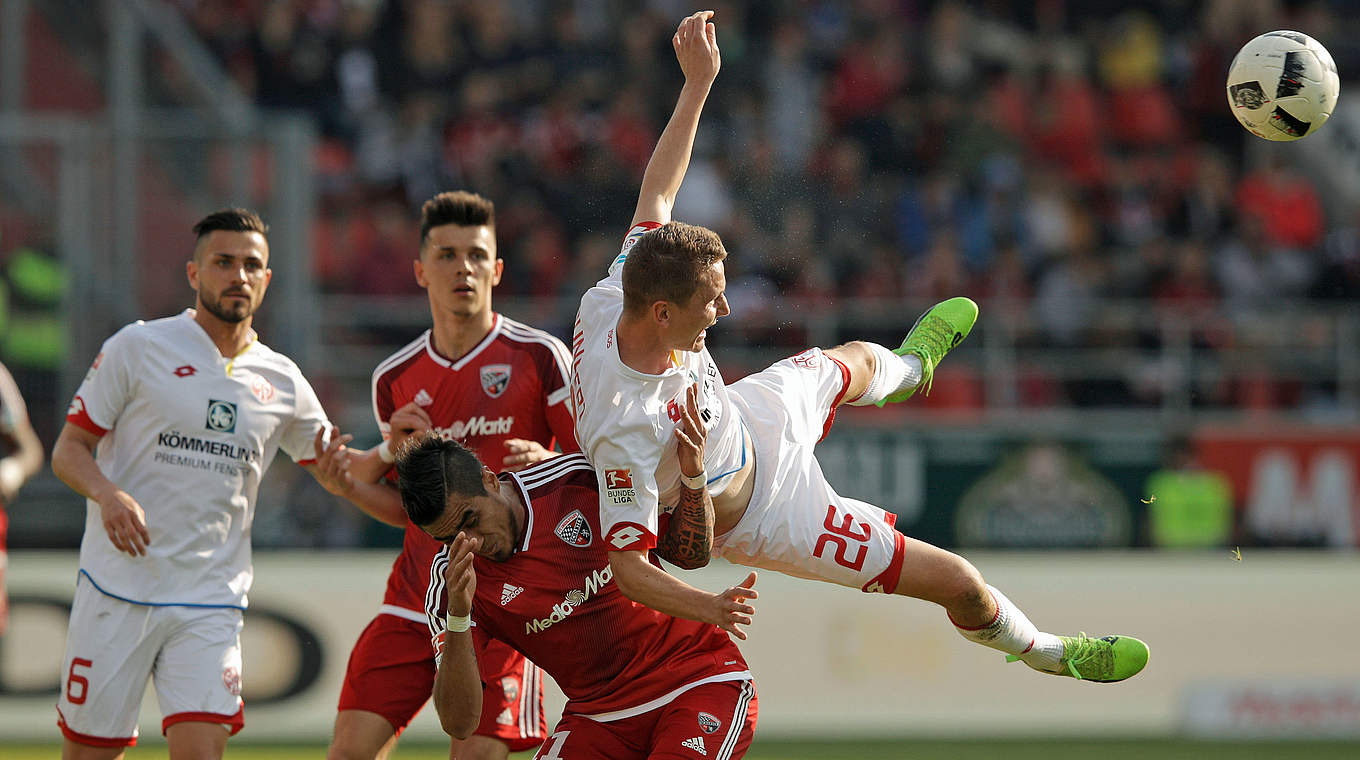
[682,736,707,755]
[496,707,514,726]
[414,388,434,407]
[501,583,524,606]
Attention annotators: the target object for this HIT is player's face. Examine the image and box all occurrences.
[668,260,728,353]
[415,224,503,320]
[187,230,272,324]
[422,469,522,562]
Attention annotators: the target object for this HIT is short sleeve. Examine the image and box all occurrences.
[66,328,138,436]
[606,222,662,280]
[280,371,330,464]
[590,437,662,552]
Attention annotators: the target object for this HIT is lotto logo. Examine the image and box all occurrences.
[605,469,633,489]
[609,526,643,549]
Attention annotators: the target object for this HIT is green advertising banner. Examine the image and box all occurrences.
[816,424,1165,548]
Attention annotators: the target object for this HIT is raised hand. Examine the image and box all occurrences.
[673,10,720,86]
[389,401,433,451]
[445,532,481,618]
[673,382,707,480]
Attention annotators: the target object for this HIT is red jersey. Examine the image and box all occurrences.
[426,454,751,719]
[372,314,578,618]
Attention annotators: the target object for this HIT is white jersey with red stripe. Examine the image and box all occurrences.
[570,222,746,553]
[425,454,751,719]
[65,310,329,608]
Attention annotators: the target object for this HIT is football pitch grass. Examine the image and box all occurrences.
[6,739,1356,759]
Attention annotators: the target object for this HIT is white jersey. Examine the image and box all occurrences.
[571,222,746,552]
[65,310,328,608]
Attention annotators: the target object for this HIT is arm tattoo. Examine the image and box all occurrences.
[656,483,714,570]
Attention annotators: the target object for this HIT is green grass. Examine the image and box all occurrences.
[7,739,1357,759]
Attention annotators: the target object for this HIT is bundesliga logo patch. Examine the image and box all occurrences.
[604,468,636,506]
[555,509,593,547]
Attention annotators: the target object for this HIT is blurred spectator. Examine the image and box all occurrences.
[1143,436,1235,548]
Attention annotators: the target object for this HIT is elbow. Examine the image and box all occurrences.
[609,556,644,602]
[443,716,478,741]
[667,548,711,571]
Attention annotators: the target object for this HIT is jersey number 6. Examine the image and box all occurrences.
[813,504,871,571]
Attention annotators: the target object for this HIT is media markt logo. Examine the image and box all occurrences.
[206,400,237,433]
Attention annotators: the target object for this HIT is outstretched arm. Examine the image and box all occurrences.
[630,10,721,229]
[609,550,758,640]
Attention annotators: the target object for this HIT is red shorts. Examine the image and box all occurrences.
[535,679,757,760]
[338,612,545,750]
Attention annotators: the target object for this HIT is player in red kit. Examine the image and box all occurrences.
[397,404,760,759]
[317,192,576,760]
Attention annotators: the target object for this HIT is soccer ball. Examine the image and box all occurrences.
[1226,30,1340,141]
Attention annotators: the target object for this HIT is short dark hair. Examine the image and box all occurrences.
[395,433,488,527]
[193,208,269,239]
[622,222,727,313]
[420,191,495,243]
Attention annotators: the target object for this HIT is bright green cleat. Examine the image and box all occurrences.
[879,296,978,405]
[1007,633,1150,683]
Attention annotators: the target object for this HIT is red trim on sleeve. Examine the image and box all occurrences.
[296,458,318,466]
[604,522,657,552]
[57,708,138,747]
[66,396,109,436]
[820,355,852,443]
[162,706,245,736]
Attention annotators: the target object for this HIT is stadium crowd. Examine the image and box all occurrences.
[164,0,1360,412]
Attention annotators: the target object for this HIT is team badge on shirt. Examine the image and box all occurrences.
[250,373,276,403]
[554,509,593,547]
[480,364,511,398]
[206,400,237,433]
[222,665,242,697]
[697,712,722,734]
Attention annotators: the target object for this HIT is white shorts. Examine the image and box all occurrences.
[56,574,245,747]
[719,349,906,593]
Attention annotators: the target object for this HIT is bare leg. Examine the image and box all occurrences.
[328,709,399,760]
[61,740,125,760]
[165,721,229,760]
[823,341,876,406]
[450,735,511,759]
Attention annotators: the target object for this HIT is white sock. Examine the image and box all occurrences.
[952,585,1065,671]
[848,343,923,406]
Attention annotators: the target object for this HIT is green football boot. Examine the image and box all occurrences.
[879,296,978,405]
[1007,633,1151,683]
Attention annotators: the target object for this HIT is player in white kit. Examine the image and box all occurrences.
[572,11,1149,685]
[50,209,384,759]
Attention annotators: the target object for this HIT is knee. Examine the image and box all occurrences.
[941,557,990,613]
[827,340,875,377]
